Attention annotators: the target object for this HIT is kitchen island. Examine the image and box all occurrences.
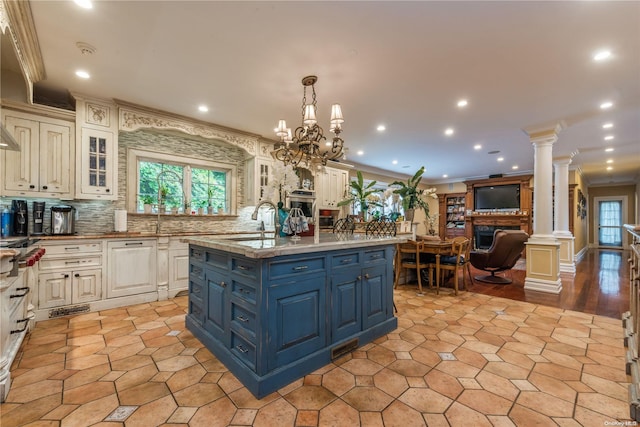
[182,234,403,398]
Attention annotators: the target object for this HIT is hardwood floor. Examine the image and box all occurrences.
[460,248,630,319]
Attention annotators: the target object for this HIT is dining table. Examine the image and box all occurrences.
[415,236,455,294]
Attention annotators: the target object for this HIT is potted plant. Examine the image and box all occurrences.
[217,203,224,215]
[140,195,154,214]
[207,187,215,214]
[197,200,207,215]
[391,166,437,221]
[158,185,169,214]
[338,171,381,222]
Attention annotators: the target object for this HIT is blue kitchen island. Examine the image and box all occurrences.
[182,234,403,398]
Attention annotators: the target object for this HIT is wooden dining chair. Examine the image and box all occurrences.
[394,240,430,295]
[438,237,470,295]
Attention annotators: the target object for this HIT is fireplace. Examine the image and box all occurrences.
[474,225,520,250]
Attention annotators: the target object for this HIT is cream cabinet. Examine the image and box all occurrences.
[74,94,118,200]
[168,238,189,296]
[37,241,103,311]
[245,142,274,205]
[107,239,157,298]
[1,109,74,199]
[316,166,349,209]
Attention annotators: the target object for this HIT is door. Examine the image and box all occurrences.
[39,122,72,195]
[3,115,39,193]
[38,271,72,308]
[73,269,102,303]
[595,197,626,248]
[331,268,361,342]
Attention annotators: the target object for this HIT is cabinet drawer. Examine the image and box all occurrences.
[189,278,204,299]
[231,257,258,279]
[363,249,386,264]
[39,255,102,271]
[190,247,205,262]
[190,262,204,281]
[332,252,360,269]
[189,299,203,324]
[232,280,257,305]
[268,256,325,280]
[205,250,227,269]
[231,300,257,336]
[43,242,102,255]
[231,332,256,371]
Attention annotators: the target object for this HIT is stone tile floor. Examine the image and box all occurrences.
[0,287,632,427]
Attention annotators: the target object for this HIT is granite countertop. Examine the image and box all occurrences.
[182,234,407,258]
[33,231,277,241]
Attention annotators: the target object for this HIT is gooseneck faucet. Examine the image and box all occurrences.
[156,170,183,234]
[251,200,280,239]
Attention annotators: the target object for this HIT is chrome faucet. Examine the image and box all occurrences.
[156,170,183,234]
[251,200,280,239]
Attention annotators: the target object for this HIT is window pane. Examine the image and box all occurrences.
[191,167,227,210]
[598,200,622,246]
[138,161,184,212]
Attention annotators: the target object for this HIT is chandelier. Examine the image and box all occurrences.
[272,75,345,167]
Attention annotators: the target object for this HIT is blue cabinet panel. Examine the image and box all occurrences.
[331,268,361,342]
[204,266,229,345]
[267,277,327,370]
[268,255,325,280]
[363,264,388,329]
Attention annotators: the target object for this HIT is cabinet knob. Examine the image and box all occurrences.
[365,273,370,279]
[220,281,226,288]
[106,189,110,192]
[63,274,69,278]
[29,184,35,189]
[42,185,48,190]
[75,273,80,278]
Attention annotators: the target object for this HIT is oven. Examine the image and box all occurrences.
[287,190,315,219]
[0,237,44,402]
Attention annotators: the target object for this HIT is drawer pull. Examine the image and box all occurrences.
[11,318,29,334]
[340,258,353,264]
[238,288,251,294]
[237,265,251,271]
[125,242,144,246]
[370,254,382,259]
[236,345,249,354]
[237,315,249,323]
[65,260,81,264]
[10,287,30,298]
[64,247,80,250]
[292,265,309,271]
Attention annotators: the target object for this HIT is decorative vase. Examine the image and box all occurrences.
[207,206,214,215]
[277,202,289,237]
[197,207,204,215]
[171,207,178,215]
[404,208,415,222]
[158,204,166,214]
[143,204,152,214]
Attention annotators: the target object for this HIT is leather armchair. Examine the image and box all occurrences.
[469,229,529,284]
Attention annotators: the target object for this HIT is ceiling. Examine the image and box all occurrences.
[11,1,640,185]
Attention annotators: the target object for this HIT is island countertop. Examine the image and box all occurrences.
[182,234,406,258]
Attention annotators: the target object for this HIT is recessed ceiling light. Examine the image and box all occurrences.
[606,166,613,171]
[473,144,482,150]
[444,128,454,136]
[442,174,448,178]
[602,123,613,129]
[512,165,519,170]
[198,105,208,112]
[606,159,614,164]
[457,99,468,108]
[357,150,364,156]
[497,157,504,162]
[600,101,613,109]
[75,70,90,79]
[376,125,386,132]
[74,0,93,9]
[605,147,614,152]
[392,160,398,165]
[604,135,614,141]
[593,50,611,61]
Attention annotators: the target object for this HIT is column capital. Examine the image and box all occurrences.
[523,122,564,145]
[553,155,573,167]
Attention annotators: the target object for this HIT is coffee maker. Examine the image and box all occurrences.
[11,200,28,236]
[33,201,45,235]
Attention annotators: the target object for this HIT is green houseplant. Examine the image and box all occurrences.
[391,166,437,221]
[140,194,154,214]
[338,171,381,221]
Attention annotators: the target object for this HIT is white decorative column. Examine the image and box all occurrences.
[524,126,562,293]
[553,155,576,275]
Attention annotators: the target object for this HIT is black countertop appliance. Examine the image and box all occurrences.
[11,200,27,236]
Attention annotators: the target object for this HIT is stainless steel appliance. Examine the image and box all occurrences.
[287,190,315,218]
[11,200,27,236]
[51,205,76,235]
[32,201,45,235]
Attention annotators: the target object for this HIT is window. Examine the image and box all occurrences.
[597,200,622,247]
[127,148,236,214]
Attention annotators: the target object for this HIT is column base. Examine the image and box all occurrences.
[553,232,575,275]
[524,237,562,294]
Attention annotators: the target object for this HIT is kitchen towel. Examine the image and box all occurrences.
[114,209,127,232]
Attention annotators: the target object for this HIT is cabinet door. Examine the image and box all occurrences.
[362,264,388,329]
[73,268,102,303]
[107,240,157,298]
[38,271,72,309]
[78,127,117,199]
[331,268,361,342]
[3,115,39,194]
[203,266,230,345]
[39,122,72,196]
[267,275,327,370]
[169,248,189,292]
[245,157,272,205]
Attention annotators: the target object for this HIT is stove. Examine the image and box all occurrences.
[0,239,43,402]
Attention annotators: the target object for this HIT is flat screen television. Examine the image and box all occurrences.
[474,184,520,210]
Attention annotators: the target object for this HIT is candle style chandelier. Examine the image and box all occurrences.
[272,75,345,167]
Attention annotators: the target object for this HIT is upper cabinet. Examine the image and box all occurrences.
[316,165,349,210]
[74,94,118,200]
[1,105,75,199]
[245,142,274,205]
